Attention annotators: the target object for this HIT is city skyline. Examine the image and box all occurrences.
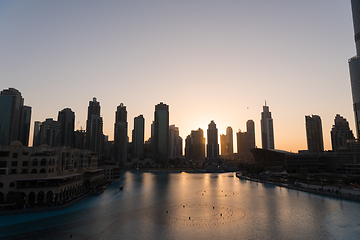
[0,1,356,152]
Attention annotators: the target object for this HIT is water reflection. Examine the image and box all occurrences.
[2,172,360,239]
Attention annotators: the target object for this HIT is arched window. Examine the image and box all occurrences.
[31,169,37,174]
[0,182,3,188]
[40,168,46,174]
[40,158,46,166]
[9,182,15,188]
[32,159,38,166]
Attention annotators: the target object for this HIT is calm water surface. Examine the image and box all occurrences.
[1,172,360,239]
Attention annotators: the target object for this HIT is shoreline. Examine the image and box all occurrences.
[0,192,90,216]
[235,173,360,203]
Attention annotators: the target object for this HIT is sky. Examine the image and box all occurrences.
[0,0,356,153]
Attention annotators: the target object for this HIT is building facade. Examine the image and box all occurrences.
[349,0,360,138]
[38,118,61,147]
[0,88,31,146]
[132,115,144,159]
[331,114,355,151]
[206,120,219,159]
[58,108,75,148]
[169,124,182,159]
[305,115,324,153]
[85,98,103,156]
[114,103,128,166]
[153,102,169,164]
[185,128,205,161]
[261,103,274,150]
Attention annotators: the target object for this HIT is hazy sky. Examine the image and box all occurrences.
[0,1,356,153]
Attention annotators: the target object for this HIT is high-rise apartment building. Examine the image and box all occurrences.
[237,120,256,153]
[58,108,75,147]
[236,130,247,153]
[169,124,182,159]
[331,114,355,151]
[85,97,103,155]
[38,118,61,147]
[20,106,31,146]
[226,126,233,155]
[132,115,144,159]
[349,0,360,138]
[0,88,31,146]
[207,120,219,159]
[153,102,169,164]
[261,103,274,150]
[185,128,205,160]
[220,127,233,156]
[32,121,41,147]
[114,103,128,165]
[305,115,324,153]
[246,120,255,150]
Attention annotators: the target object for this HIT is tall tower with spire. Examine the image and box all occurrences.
[349,0,360,138]
[261,101,274,150]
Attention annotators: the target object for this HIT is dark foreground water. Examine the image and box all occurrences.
[1,172,360,239]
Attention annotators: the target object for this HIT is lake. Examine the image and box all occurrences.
[1,171,360,239]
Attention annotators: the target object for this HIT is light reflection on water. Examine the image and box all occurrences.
[1,172,360,239]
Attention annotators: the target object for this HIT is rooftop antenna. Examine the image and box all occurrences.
[265,100,267,106]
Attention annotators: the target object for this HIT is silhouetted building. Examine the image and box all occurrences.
[74,130,86,150]
[220,127,233,156]
[114,103,128,166]
[226,127,233,154]
[261,102,274,150]
[38,118,61,147]
[236,130,247,153]
[0,88,31,146]
[237,120,256,154]
[32,121,41,147]
[85,98,103,156]
[306,115,324,153]
[349,0,360,138]
[331,114,355,151]
[220,134,227,156]
[58,108,75,147]
[185,128,205,160]
[207,120,219,159]
[20,106,31,146]
[169,124,182,159]
[132,115,144,159]
[246,120,255,150]
[153,102,169,164]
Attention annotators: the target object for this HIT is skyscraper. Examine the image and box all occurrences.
[19,106,31,146]
[349,0,360,138]
[85,97,103,155]
[153,102,169,164]
[207,120,219,159]
[0,88,31,146]
[32,121,41,147]
[169,124,182,159]
[114,103,128,165]
[132,115,144,159]
[226,126,233,155]
[185,128,205,160]
[305,115,324,153]
[331,114,355,151]
[246,120,255,150]
[220,134,227,156]
[58,108,75,147]
[261,102,274,150]
[236,130,246,153]
[237,119,256,154]
[38,118,61,147]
